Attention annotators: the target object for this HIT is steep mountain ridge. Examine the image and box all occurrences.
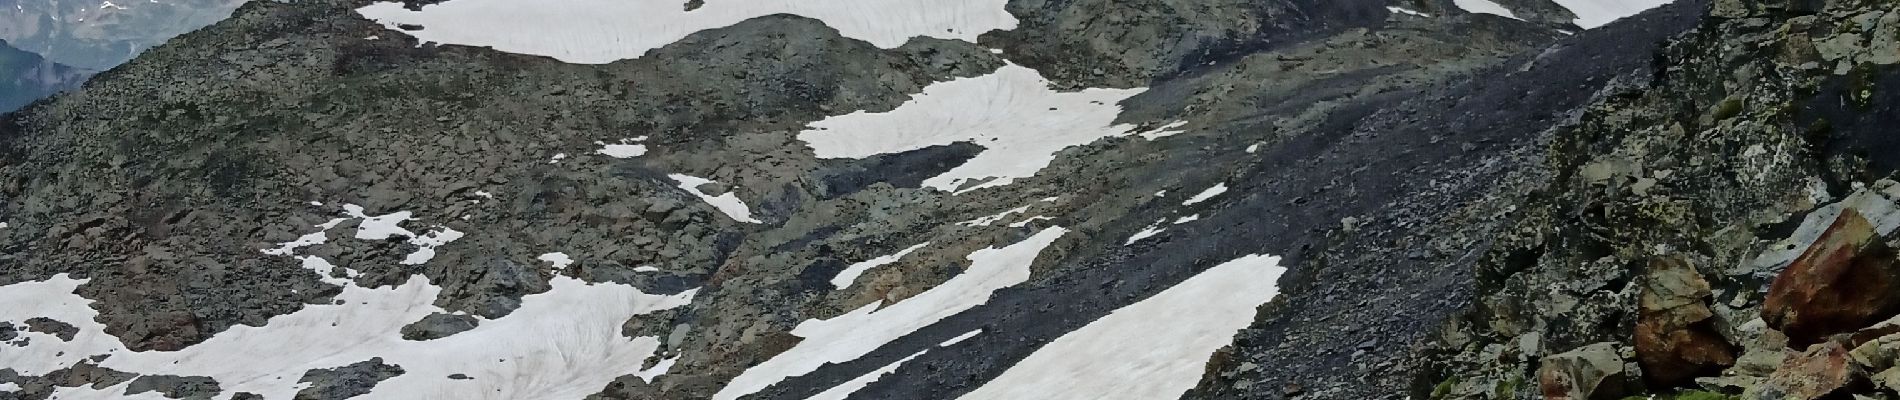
[0,39,88,113]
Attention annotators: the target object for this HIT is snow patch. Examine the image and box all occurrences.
[263,206,460,284]
[958,206,1031,227]
[344,204,415,240]
[1550,0,1673,28]
[597,138,650,158]
[299,256,359,286]
[0,274,695,399]
[1007,215,1053,228]
[1452,0,1521,20]
[832,242,930,289]
[538,252,575,270]
[805,351,927,400]
[1135,120,1189,140]
[799,65,1148,193]
[262,231,329,256]
[941,329,983,346]
[399,227,465,265]
[1172,214,1201,225]
[1182,183,1229,206]
[712,228,1068,400]
[355,0,1016,64]
[669,174,763,224]
[957,254,1286,400]
[1387,6,1431,17]
[1124,224,1165,245]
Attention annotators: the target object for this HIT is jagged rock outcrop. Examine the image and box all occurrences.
[1417,0,1900,398]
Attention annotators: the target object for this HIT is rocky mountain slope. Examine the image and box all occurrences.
[6,0,1900,399]
[1420,0,1900,398]
[0,39,88,113]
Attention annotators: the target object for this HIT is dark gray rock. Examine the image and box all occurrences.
[400,312,479,341]
[125,375,222,399]
[293,358,405,400]
[22,317,77,341]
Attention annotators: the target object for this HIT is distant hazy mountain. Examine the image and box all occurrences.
[0,39,87,113]
[0,0,245,70]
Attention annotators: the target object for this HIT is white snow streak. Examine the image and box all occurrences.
[355,0,1016,64]
[0,275,695,399]
[713,228,1068,400]
[804,351,926,400]
[940,329,983,346]
[1387,6,1432,17]
[958,206,1031,227]
[1182,183,1229,206]
[1136,120,1189,140]
[832,242,931,289]
[1124,224,1165,245]
[1007,215,1053,228]
[799,65,1149,193]
[957,254,1286,400]
[669,174,763,224]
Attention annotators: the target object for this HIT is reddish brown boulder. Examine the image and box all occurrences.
[1753,340,1863,400]
[1634,256,1735,386]
[1763,208,1900,347]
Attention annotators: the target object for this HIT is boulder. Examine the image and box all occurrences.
[1539,342,1628,400]
[1752,340,1863,400]
[1634,256,1736,386]
[1763,209,1900,347]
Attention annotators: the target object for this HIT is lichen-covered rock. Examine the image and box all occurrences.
[1750,340,1862,400]
[1635,256,1735,386]
[1538,343,1629,400]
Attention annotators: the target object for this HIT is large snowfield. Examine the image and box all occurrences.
[798,64,1152,193]
[354,0,1016,64]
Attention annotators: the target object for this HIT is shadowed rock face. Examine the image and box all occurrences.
[0,0,245,70]
[0,39,88,114]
